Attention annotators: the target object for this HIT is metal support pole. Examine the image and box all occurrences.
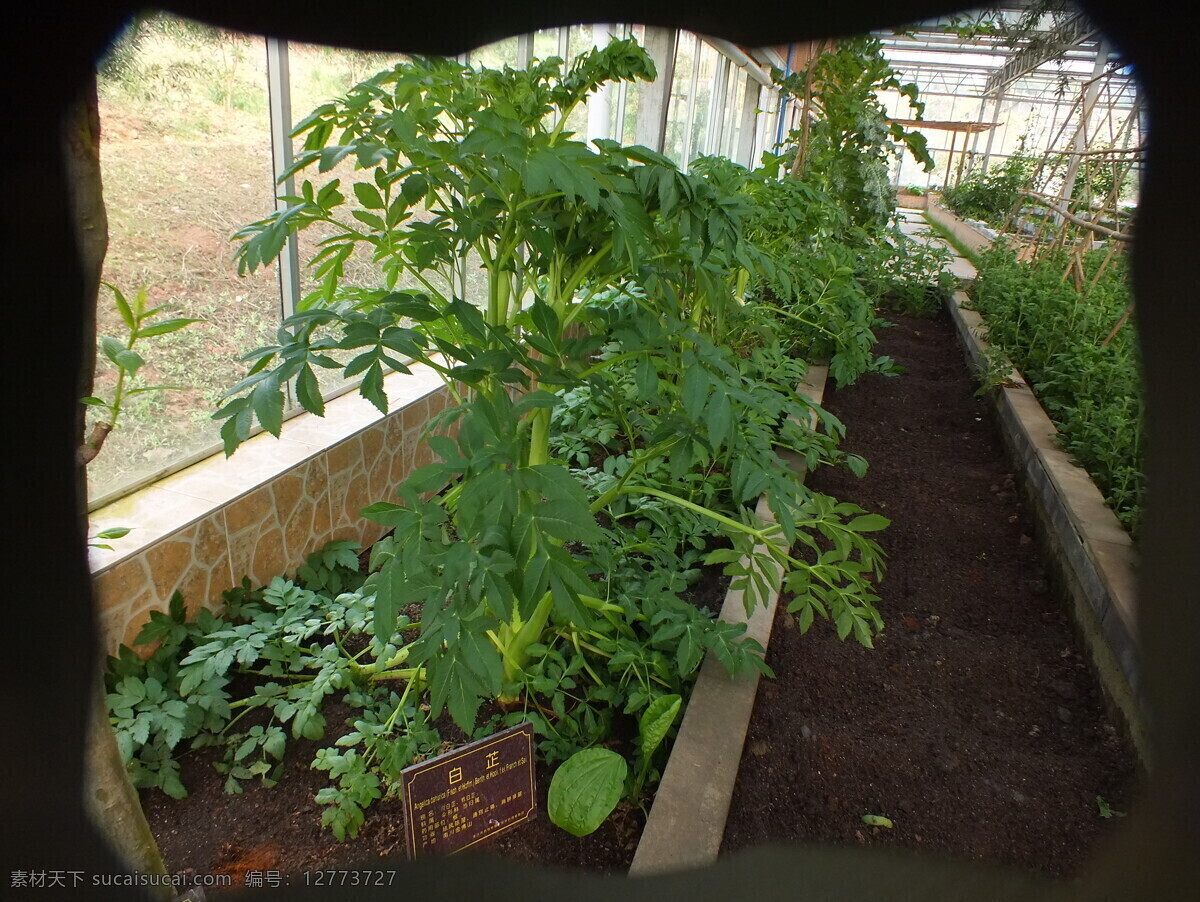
[635,27,677,153]
[981,94,1002,173]
[587,24,616,144]
[1060,38,1113,207]
[266,37,300,320]
[775,42,794,148]
[736,73,759,167]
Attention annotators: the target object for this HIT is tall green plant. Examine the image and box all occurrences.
[942,152,1038,224]
[216,45,889,741]
[776,37,934,235]
[81,283,202,465]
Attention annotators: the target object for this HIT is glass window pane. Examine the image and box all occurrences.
[725,65,740,154]
[560,25,593,138]
[664,32,698,164]
[620,24,648,146]
[533,29,560,60]
[91,13,276,502]
[472,35,520,70]
[689,41,719,166]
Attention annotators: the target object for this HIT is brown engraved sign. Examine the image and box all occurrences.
[400,722,535,858]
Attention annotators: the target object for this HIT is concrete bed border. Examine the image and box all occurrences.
[925,198,995,256]
[630,363,829,876]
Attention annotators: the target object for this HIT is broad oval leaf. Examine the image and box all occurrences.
[547,748,628,837]
[638,693,681,761]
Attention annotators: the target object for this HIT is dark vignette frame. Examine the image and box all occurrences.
[5,2,1194,898]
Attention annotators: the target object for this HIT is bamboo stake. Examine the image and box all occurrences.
[1058,145,1146,157]
[1017,92,1087,253]
[1101,303,1134,347]
[789,40,824,179]
[1018,190,1134,241]
[1086,97,1143,234]
[1084,242,1120,301]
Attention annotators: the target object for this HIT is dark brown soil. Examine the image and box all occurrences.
[720,309,1139,877]
[142,564,730,889]
[142,706,647,890]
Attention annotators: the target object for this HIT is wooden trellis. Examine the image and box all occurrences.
[999,67,1143,269]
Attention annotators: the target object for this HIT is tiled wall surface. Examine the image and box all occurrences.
[90,369,452,654]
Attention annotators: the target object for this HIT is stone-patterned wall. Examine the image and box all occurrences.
[91,382,452,655]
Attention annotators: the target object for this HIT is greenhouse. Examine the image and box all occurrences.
[8,2,1195,900]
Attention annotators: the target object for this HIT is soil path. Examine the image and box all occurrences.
[720,309,1138,878]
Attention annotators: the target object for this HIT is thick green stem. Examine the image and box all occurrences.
[369,666,424,683]
[527,407,551,467]
[548,97,585,145]
[559,242,615,324]
[357,642,413,678]
[614,485,765,537]
[569,629,605,687]
[588,438,683,514]
[496,590,556,701]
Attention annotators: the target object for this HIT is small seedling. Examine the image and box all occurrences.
[89,526,132,551]
[862,814,894,828]
[81,283,201,465]
[1095,795,1125,819]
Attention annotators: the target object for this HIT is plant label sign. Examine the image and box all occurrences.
[400,722,536,858]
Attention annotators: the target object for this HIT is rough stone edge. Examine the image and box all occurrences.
[926,198,995,256]
[629,364,829,876]
[942,288,1151,766]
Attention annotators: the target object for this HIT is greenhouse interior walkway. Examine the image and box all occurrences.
[721,250,1137,876]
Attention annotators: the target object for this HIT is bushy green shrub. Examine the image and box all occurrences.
[968,247,1143,534]
[943,153,1037,225]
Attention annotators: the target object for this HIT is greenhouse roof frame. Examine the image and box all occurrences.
[871,2,1137,108]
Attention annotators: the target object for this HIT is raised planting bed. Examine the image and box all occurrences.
[895,190,928,210]
[926,199,995,257]
[721,308,1140,877]
[126,368,830,887]
[138,561,733,885]
[942,287,1146,760]
[922,201,1144,754]
[630,365,829,874]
